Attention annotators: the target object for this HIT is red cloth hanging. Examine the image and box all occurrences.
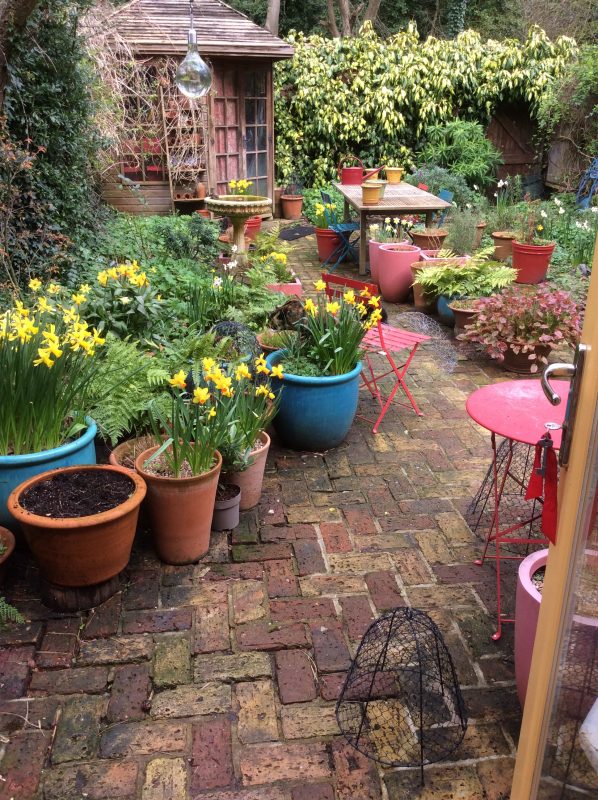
[525,433,558,544]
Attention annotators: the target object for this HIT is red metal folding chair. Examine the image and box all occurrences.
[321,273,430,434]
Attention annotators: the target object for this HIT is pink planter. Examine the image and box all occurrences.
[378,243,421,303]
[267,276,303,297]
[368,240,383,284]
[419,249,440,261]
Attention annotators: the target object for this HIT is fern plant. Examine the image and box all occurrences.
[0,596,24,626]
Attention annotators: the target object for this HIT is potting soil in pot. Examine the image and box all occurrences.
[216,483,239,502]
[20,471,135,518]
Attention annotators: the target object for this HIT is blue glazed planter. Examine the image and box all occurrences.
[266,351,362,451]
[0,419,97,530]
[437,295,456,326]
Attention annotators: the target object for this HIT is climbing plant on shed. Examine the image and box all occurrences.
[274,23,577,185]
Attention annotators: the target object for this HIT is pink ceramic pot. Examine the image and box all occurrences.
[378,243,421,303]
[368,240,383,284]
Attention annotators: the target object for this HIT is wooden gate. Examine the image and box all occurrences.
[486,105,538,180]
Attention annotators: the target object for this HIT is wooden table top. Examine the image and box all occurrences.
[333,182,453,213]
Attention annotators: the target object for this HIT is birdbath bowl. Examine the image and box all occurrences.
[205,194,272,262]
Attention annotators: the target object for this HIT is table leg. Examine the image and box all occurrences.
[343,199,350,223]
[359,211,367,275]
[425,210,433,227]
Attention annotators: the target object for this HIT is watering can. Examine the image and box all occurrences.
[338,155,385,185]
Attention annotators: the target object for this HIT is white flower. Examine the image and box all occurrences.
[393,217,400,224]
[120,297,131,305]
[493,192,498,198]
[384,217,391,224]
[466,203,472,209]
[213,277,222,287]
[473,184,479,191]
[591,207,597,213]
[559,207,565,215]
[540,209,548,218]
[575,221,582,229]
[583,220,590,230]
[554,197,562,206]
[231,244,238,253]
[497,179,505,188]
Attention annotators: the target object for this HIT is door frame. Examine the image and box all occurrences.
[511,235,598,797]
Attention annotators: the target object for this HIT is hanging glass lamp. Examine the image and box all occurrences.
[175,0,212,98]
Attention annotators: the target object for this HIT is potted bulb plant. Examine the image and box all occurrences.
[369,217,414,293]
[135,368,229,564]
[512,200,556,284]
[313,201,342,263]
[491,178,518,260]
[266,282,381,451]
[458,285,582,373]
[0,285,105,530]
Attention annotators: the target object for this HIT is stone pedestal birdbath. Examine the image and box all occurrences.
[205,195,272,263]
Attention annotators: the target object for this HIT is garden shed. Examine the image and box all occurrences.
[99,0,294,215]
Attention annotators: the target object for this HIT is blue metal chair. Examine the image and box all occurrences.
[576,157,598,209]
[320,191,360,270]
[433,189,454,226]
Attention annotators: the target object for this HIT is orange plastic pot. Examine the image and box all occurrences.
[512,241,555,284]
[7,465,146,587]
[223,431,270,511]
[315,227,341,262]
[135,447,222,565]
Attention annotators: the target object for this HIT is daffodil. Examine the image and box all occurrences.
[37,297,53,313]
[203,357,216,372]
[47,283,60,295]
[79,283,91,294]
[29,278,42,292]
[33,348,55,368]
[91,328,106,346]
[169,370,187,390]
[192,387,210,405]
[255,384,270,397]
[271,364,284,379]
[359,287,371,299]
[343,289,356,305]
[304,298,316,315]
[326,301,340,315]
[72,293,87,306]
[235,363,252,381]
[208,407,217,418]
[314,279,326,291]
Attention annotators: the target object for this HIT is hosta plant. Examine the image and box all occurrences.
[458,286,582,372]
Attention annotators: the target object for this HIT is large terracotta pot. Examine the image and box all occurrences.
[410,229,448,250]
[0,527,15,583]
[109,435,158,473]
[448,303,479,331]
[410,263,436,313]
[281,195,303,220]
[223,431,271,511]
[492,231,516,261]
[501,344,550,374]
[315,227,341,263]
[7,465,145,587]
[368,240,383,284]
[378,243,421,303]
[135,447,222,565]
[512,241,555,284]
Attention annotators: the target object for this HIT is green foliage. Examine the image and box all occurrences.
[403,165,480,209]
[274,24,576,186]
[0,596,24,626]
[415,248,516,297]
[302,185,345,226]
[419,121,502,188]
[3,0,102,281]
[445,209,481,255]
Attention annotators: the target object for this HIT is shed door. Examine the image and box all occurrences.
[211,62,272,198]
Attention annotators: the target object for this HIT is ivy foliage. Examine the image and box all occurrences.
[2,0,102,286]
[274,23,577,185]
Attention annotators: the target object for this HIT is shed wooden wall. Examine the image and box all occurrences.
[102,180,172,215]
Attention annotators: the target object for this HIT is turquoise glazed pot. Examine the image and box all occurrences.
[0,418,97,530]
[437,295,456,326]
[266,351,362,451]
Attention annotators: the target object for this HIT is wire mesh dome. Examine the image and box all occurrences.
[336,607,467,784]
[210,321,260,361]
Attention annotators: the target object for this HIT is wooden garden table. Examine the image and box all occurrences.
[333,182,453,275]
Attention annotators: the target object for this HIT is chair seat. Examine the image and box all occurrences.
[363,324,430,352]
[330,222,360,234]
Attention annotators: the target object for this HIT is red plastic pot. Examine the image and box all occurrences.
[315,227,341,263]
[244,216,262,241]
[512,241,555,284]
[378,243,421,303]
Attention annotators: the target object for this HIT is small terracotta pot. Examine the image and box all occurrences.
[410,229,448,250]
[280,195,303,220]
[0,527,15,584]
[223,431,271,511]
[492,231,517,261]
[135,447,222,564]
[7,465,146,587]
[195,181,206,200]
[212,484,241,531]
[501,344,550,374]
[512,241,555,284]
[378,243,421,303]
[410,262,436,313]
[109,435,158,473]
[473,222,487,249]
[448,303,479,331]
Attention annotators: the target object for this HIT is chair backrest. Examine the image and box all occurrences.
[417,183,429,192]
[321,272,378,301]
[320,190,339,227]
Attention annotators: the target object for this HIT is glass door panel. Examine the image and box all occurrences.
[244,70,269,198]
[213,67,240,195]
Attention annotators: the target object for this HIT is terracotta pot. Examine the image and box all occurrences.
[212,484,241,531]
[244,216,262,241]
[0,527,15,584]
[448,303,479,331]
[315,227,341,263]
[7,465,146,587]
[385,167,404,184]
[378,243,421,303]
[196,209,211,219]
[410,229,448,250]
[512,241,556,284]
[410,262,436,313]
[223,431,270,511]
[501,344,550,374]
[195,181,206,200]
[274,187,283,218]
[109,435,158,473]
[257,331,284,355]
[368,240,383,284]
[135,447,222,564]
[492,231,517,261]
[280,194,303,220]
[473,221,487,249]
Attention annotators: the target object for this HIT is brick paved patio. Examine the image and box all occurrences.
[0,234,521,800]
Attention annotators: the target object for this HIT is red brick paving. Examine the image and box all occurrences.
[0,235,523,798]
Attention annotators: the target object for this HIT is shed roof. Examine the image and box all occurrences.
[107,0,294,59]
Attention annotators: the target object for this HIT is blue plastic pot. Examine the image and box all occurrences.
[0,419,97,530]
[266,351,362,451]
[437,295,456,326]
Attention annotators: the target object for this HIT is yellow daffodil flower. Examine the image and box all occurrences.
[107,267,119,280]
[270,364,284,379]
[255,384,269,397]
[202,357,216,372]
[33,348,55,368]
[28,278,42,292]
[97,271,108,287]
[72,293,86,306]
[37,297,53,313]
[360,287,371,299]
[256,361,270,375]
[304,298,316,315]
[48,283,60,295]
[91,328,106,346]
[343,289,356,305]
[192,387,210,405]
[208,407,217,418]
[326,301,340,315]
[79,283,91,294]
[169,370,187,390]
[314,279,326,291]
[235,363,252,381]
[356,302,367,316]
[368,295,381,308]
[15,301,29,317]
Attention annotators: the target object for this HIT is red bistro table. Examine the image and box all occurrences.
[466,379,567,640]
